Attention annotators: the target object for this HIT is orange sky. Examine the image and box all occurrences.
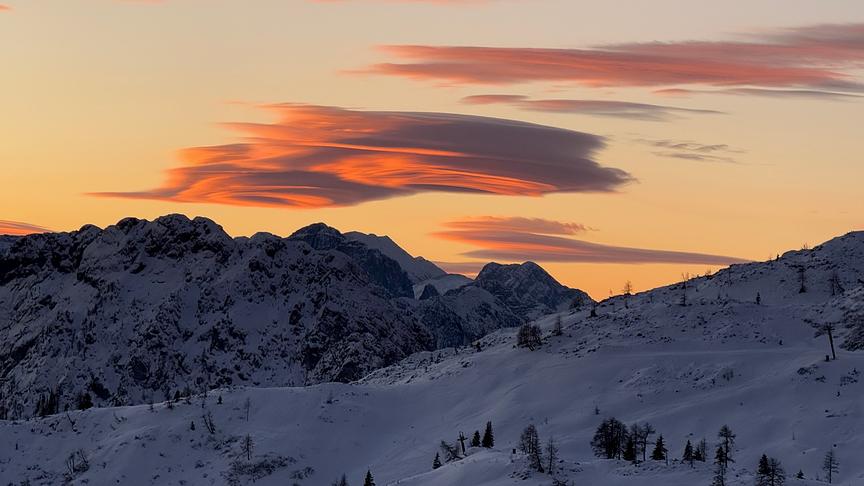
[1,0,862,298]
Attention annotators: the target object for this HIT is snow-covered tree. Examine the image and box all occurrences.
[682,440,694,467]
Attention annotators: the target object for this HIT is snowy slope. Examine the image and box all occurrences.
[1,232,863,486]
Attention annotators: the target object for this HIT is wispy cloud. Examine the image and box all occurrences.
[0,220,51,236]
[363,23,864,93]
[93,104,632,208]
[462,94,723,121]
[655,87,862,100]
[434,216,749,265]
[0,4,12,12]
[637,139,744,164]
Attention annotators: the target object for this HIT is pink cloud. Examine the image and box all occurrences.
[0,220,51,236]
[362,23,864,92]
[435,217,748,265]
[462,94,722,121]
[92,104,631,208]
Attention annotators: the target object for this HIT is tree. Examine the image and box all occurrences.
[241,434,254,461]
[756,292,761,305]
[639,423,655,462]
[432,452,442,469]
[622,435,637,463]
[591,417,627,459]
[651,435,667,463]
[822,450,839,484]
[798,267,807,293]
[520,424,544,472]
[202,410,216,434]
[552,315,563,336]
[545,436,559,475]
[756,454,771,486]
[471,430,481,448]
[243,397,251,421]
[623,280,634,296]
[680,272,691,306]
[363,470,375,486]
[682,440,694,468]
[517,324,543,350]
[332,474,349,486]
[696,438,708,462]
[795,470,804,479]
[76,392,93,411]
[481,421,494,448]
[767,457,785,486]
[712,445,728,486]
[717,425,736,467]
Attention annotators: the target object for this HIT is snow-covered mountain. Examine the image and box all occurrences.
[3,225,863,486]
[474,261,593,320]
[0,215,585,419]
[344,231,446,284]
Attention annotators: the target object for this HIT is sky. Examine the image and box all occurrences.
[1,0,862,298]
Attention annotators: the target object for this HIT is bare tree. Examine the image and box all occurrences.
[545,436,559,475]
[243,397,251,421]
[829,270,844,296]
[552,315,563,336]
[241,434,254,461]
[202,410,216,434]
[680,273,690,306]
[822,449,839,484]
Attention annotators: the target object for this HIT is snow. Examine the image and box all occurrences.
[1,229,863,485]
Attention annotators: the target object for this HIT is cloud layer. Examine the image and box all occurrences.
[637,139,744,164]
[435,216,748,265]
[0,220,51,236]
[94,104,632,208]
[462,94,722,121]
[365,23,864,92]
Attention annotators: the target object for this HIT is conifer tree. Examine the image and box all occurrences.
[712,445,728,486]
[363,470,375,486]
[481,421,494,448]
[623,435,637,463]
[651,435,667,463]
[432,452,442,469]
[471,430,481,448]
[545,436,559,475]
[682,440,694,467]
[332,474,349,486]
[756,454,771,486]
[717,425,736,467]
[795,470,804,479]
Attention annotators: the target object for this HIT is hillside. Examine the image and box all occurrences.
[0,232,862,485]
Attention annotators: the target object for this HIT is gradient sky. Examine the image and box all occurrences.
[1,0,862,298]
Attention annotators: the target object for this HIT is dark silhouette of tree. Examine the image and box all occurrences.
[432,453,441,469]
[517,324,543,350]
[241,434,253,461]
[829,270,844,296]
[519,424,544,472]
[552,315,563,336]
[823,450,839,484]
[712,445,728,486]
[591,417,627,459]
[363,470,375,486]
[545,436,559,475]
[481,421,495,448]
[471,430,481,448]
[696,438,708,462]
[651,435,667,464]
[795,470,804,479]
[717,425,736,467]
[683,440,694,468]
[622,435,637,463]
[331,474,349,486]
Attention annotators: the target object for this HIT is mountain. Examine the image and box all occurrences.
[0,215,436,417]
[0,215,583,418]
[344,231,446,283]
[474,261,593,320]
[2,231,863,486]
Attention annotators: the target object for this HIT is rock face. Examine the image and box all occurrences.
[345,231,446,283]
[473,262,593,320]
[0,215,592,418]
[0,216,433,417]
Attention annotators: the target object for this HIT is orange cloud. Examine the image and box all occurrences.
[93,104,632,208]
[0,4,11,11]
[434,217,748,265]
[0,220,51,236]
[363,23,864,92]
[462,94,723,121]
